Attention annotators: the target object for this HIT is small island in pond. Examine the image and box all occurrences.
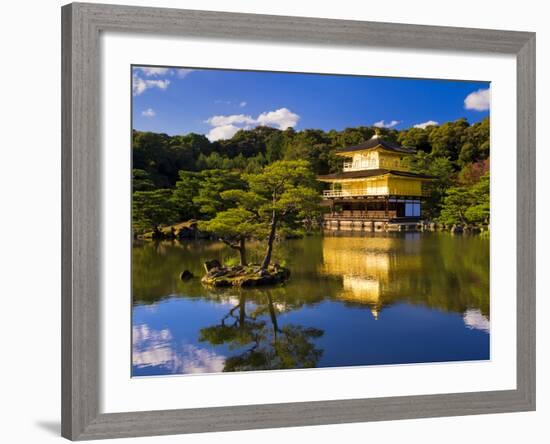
[201,259,290,288]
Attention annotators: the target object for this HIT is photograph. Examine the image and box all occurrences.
[131,66,491,376]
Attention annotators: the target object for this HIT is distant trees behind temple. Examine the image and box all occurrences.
[132,117,491,232]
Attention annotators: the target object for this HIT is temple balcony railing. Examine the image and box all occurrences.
[342,160,406,172]
[323,188,386,198]
[322,188,429,198]
[324,210,398,220]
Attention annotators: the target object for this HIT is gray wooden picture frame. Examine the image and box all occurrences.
[61,2,536,440]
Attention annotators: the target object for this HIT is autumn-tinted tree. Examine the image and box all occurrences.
[458,159,490,185]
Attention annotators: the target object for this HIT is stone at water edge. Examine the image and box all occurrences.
[180,270,194,281]
[203,259,221,274]
[450,224,464,234]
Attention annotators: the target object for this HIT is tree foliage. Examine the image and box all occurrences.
[245,160,322,268]
[170,171,200,221]
[197,160,321,268]
[438,173,490,225]
[132,189,177,233]
[132,169,155,192]
[192,170,246,217]
[132,117,490,190]
[198,208,264,265]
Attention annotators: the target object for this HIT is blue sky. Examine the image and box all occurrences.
[132,66,490,141]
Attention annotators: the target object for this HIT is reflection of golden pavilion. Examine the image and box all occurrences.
[320,236,421,319]
[341,276,382,319]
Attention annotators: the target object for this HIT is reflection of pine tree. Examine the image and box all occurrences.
[199,291,323,372]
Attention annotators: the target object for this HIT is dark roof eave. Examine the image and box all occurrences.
[317,169,435,181]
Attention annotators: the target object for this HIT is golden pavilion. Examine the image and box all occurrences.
[317,133,433,231]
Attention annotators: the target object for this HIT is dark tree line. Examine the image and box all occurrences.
[132,116,490,232]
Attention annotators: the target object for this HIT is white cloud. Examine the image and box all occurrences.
[135,67,194,79]
[205,107,300,141]
[145,79,170,90]
[132,74,170,96]
[464,88,490,111]
[176,68,194,78]
[256,108,300,129]
[413,120,439,129]
[132,68,192,96]
[137,67,171,76]
[207,124,242,141]
[141,108,155,117]
[373,119,400,128]
[132,75,147,96]
[206,114,255,127]
[213,100,248,108]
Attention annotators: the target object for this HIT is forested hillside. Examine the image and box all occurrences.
[132,117,490,234]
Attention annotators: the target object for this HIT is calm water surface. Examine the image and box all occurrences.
[132,233,490,376]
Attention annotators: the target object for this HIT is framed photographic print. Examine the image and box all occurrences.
[61,2,536,440]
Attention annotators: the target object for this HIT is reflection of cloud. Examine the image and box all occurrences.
[179,344,225,374]
[132,324,225,374]
[204,295,241,307]
[133,324,171,345]
[273,302,288,312]
[463,309,490,333]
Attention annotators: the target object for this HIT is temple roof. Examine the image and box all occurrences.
[336,135,415,155]
[317,169,434,181]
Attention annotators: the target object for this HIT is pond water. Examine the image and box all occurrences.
[132,232,490,376]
